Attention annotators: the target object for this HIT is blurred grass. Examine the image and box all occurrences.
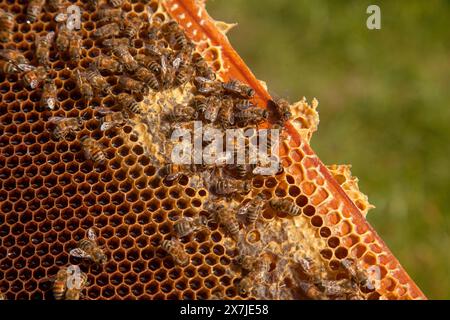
[207,0,450,299]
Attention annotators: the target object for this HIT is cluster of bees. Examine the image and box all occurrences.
[0,0,377,300]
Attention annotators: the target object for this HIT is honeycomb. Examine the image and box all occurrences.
[0,0,425,300]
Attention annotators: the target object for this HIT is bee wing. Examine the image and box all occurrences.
[0,49,13,61]
[70,248,91,259]
[160,55,168,73]
[87,228,98,242]
[146,5,155,23]
[48,116,65,124]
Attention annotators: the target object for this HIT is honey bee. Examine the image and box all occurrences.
[118,75,149,95]
[123,15,143,39]
[341,259,373,289]
[191,95,222,122]
[299,280,327,300]
[0,49,30,66]
[93,22,121,39]
[0,292,5,300]
[192,53,216,81]
[116,93,143,114]
[237,194,266,225]
[49,116,83,140]
[222,79,255,99]
[269,198,301,216]
[85,66,112,94]
[267,98,292,127]
[174,216,208,238]
[74,69,94,103]
[56,24,70,52]
[134,66,160,91]
[53,266,88,300]
[35,32,55,67]
[162,104,196,123]
[0,9,14,42]
[27,0,46,23]
[161,238,189,267]
[210,178,251,197]
[135,54,161,74]
[297,256,317,278]
[237,277,253,296]
[94,55,122,73]
[234,99,256,110]
[70,228,108,265]
[236,255,257,272]
[41,79,57,110]
[112,45,140,72]
[95,107,129,131]
[160,20,180,35]
[80,136,107,165]
[210,206,240,241]
[46,0,62,12]
[97,7,123,24]
[233,108,269,127]
[23,66,47,89]
[160,54,176,89]
[108,0,124,8]
[145,6,163,40]
[68,32,82,61]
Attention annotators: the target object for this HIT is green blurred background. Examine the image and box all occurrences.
[207,0,450,299]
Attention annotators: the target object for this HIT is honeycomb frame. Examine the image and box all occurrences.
[0,0,425,300]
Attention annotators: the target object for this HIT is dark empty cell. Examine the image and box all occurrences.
[45,230,57,242]
[41,255,55,268]
[111,273,123,286]
[36,243,49,256]
[55,196,68,209]
[58,230,71,243]
[110,215,123,227]
[319,226,332,238]
[141,247,153,260]
[14,200,27,212]
[44,175,57,188]
[124,214,137,225]
[1,114,13,126]
[8,189,20,201]
[52,219,66,232]
[102,285,115,298]
[83,194,96,206]
[310,215,323,228]
[4,92,15,103]
[121,237,134,249]
[119,261,131,273]
[88,287,100,299]
[67,218,80,231]
[50,185,63,198]
[98,193,110,205]
[296,195,308,207]
[95,216,108,229]
[39,220,52,233]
